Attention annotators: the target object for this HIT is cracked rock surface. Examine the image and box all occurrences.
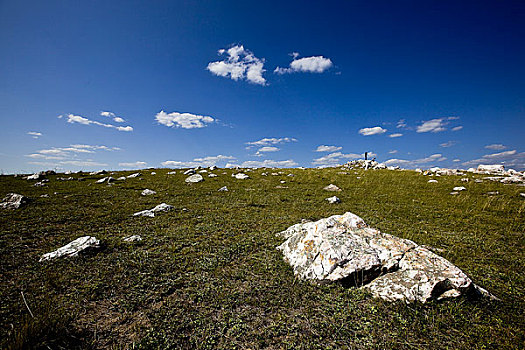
[277,212,495,303]
[40,236,100,261]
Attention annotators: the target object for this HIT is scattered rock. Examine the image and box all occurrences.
[208,173,218,178]
[233,173,250,180]
[141,189,156,196]
[183,169,196,175]
[325,196,341,204]
[96,177,115,184]
[275,185,288,189]
[185,174,204,183]
[133,203,173,217]
[209,166,217,171]
[218,186,228,192]
[40,236,100,261]
[167,171,177,175]
[453,186,466,191]
[117,177,127,181]
[198,169,208,173]
[461,178,469,182]
[477,164,505,174]
[34,181,47,187]
[474,179,483,183]
[89,170,107,176]
[428,179,438,183]
[123,235,142,242]
[280,180,286,184]
[485,191,499,196]
[450,191,459,195]
[0,193,30,209]
[40,194,49,198]
[127,173,141,178]
[324,184,341,192]
[151,172,156,175]
[25,173,44,180]
[520,193,525,198]
[276,212,495,303]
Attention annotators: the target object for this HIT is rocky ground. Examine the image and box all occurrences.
[1,164,524,349]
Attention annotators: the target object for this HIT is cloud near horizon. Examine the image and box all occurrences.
[274,53,333,74]
[246,137,297,147]
[312,151,365,167]
[162,155,235,168]
[119,161,148,168]
[155,111,215,129]
[59,114,133,132]
[462,150,525,169]
[255,146,279,156]
[385,153,446,168]
[207,45,266,85]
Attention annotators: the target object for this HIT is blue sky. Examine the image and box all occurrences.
[1,0,524,173]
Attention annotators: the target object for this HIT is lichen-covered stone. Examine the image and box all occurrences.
[276,212,495,303]
[185,174,204,183]
[0,193,30,209]
[40,236,100,261]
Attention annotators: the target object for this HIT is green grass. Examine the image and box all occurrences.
[1,168,524,349]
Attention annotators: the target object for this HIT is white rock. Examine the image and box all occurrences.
[40,236,100,261]
[520,193,525,198]
[218,186,228,192]
[453,186,466,191]
[209,166,217,171]
[500,176,523,184]
[450,191,459,195]
[167,171,177,175]
[325,196,341,204]
[151,172,156,175]
[185,174,204,183]
[117,177,127,181]
[477,164,505,174]
[280,180,286,184]
[123,235,142,242]
[460,178,469,182]
[276,212,494,303]
[26,173,43,180]
[208,173,218,178]
[0,193,30,209]
[428,179,438,183]
[233,173,250,180]
[127,173,141,178]
[198,169,208,173]
[183,169,196,175]
[141,189,157,196]
[96,177,115,184]
[323,184,342,192]
[133,203,173,217]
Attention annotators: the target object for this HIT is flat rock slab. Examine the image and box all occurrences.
[233,173,250,180]
[276,212,494,303]
[1,193,30,209]
[141,189,157,196]
[40,236,100,261]
[326,196,341,204]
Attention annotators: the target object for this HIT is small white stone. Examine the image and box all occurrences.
[218,186,228,192]
[428,179,438,183]
[325,196,341,204]
[123,235,142,242]
[453,186,466,191]
[141,189,156,196]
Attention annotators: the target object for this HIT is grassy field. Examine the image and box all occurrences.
[1,167,524,349]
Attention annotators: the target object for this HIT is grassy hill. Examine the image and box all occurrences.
[1,167,524,349]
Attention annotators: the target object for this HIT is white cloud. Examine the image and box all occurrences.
[60,113,133,132]
[26,144,120,160]
[274,54,333,74]
[240,159,298,168]
[397,119,407,128]
[453,159,461,162]
[389,133,403,138]
[384,154,447,168]
[485,144,507,150]
[416,118,447,133]
[389,150,398,154]
[161,155,235,168]
[312,151,363,166]
[119,161,148,168]
[155,110,215,129]
[60,160,108,167]
[246,137,297,147]
[207,45,266,85]
[462,150,525,169]
[359,126,387,136]
[439,141,457,148]
[101,111,126,123]
[315,145,342,152]
[451,126,463,131]
[27,131,42,139]
[255,146,279,156]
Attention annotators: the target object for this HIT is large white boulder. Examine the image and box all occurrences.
[276,212,494,303]
[0,193,30,209]
[185,174,204,183]
[477,164,505,174]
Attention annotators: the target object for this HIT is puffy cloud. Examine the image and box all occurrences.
[27,131,42,139]
[119,161,148,168]
[462,150,525,170]
[451,126,463,131]
[255,146,279,156]
[60,113,133,132]
[60,160,108,167]
[275,54,333,74]
[246,137,297,147]
[485,144,507,150]
[161,155,235,168]
[315,145,342,152]
[384,154,446,168]
[155,111,215,129]
[416,118,447,133]
[439,141,457,148]
[240,159,298,168]
[389,133,403,138]
[312,151,363,167]
[359,126,387,136]
[207,45,266,85]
